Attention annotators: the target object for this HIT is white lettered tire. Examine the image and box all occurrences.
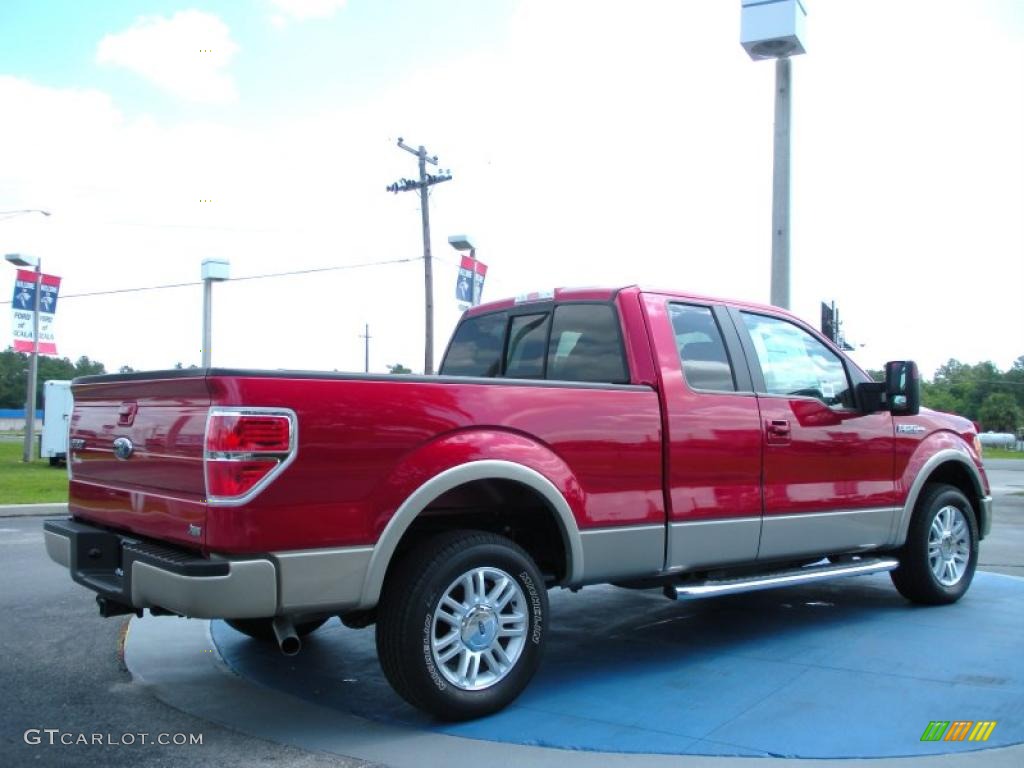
[376,530,548,720]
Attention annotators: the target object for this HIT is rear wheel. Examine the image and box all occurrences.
[376,530,548,721]
[890,483,978,605]
[225,616,328,641]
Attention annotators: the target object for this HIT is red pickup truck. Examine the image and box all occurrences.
[45,286,992,720]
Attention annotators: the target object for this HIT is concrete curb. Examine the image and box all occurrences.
[0,502,67,518]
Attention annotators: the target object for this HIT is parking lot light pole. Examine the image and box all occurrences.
[740,0,808,310]
[201,259,230,367]
[5,253,42,463]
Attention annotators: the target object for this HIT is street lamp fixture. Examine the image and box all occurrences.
[740,0,808,311]
[448,234,480,306]
[5,252,43,463]
[201,258,230,367]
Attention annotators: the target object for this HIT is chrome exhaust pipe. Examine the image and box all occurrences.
[271,616,301,656]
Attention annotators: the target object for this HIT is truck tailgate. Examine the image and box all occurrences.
[68,374,210,550]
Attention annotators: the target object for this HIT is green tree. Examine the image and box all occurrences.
[0,348,108,408]
[922,384,965,416]
[978,392,1022,433]
[387,363,412,374]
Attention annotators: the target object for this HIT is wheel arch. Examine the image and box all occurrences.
[357,460,583,608]
[894,449,986,546]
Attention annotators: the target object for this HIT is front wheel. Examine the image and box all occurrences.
[890,483,978,605]
[376,530,548,721]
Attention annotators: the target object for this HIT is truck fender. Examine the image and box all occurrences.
[892,445,986,547]
[357,459,584,609]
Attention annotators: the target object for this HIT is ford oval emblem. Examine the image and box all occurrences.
[112,437,134,460]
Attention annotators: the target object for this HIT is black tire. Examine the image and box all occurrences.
[890,483,978,605]
[376,530,548,721]
[225,616,328,641]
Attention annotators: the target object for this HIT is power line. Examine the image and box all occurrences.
[0,256,418,305]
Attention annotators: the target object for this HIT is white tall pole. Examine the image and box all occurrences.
[22,263,41,463]
[770,56,792,310]
[202,278,213,367]
[200,259,229,368]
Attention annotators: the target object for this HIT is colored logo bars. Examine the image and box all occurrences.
[920,721,997,742]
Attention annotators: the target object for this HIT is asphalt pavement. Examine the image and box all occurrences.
[1,457,1021,767]
[0,517,372,768]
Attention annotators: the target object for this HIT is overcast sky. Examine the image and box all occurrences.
[1,0,1021,378]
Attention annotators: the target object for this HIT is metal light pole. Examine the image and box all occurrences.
[771,57,792,309]
[740,0,808,310]
[5,253,42,463]
[201,259,230,367]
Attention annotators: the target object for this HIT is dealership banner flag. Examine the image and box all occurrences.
[10,269,60,355]
[455,255,488,307]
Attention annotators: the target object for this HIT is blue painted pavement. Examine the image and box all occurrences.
[212,571,1024,758]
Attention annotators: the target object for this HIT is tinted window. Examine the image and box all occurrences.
[441,312,506,377]
[669,304,736,392]
[741,312,852,407]
[505,313,549,379]
[546,304,628,384]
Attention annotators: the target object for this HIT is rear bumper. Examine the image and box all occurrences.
[43,518,277,619]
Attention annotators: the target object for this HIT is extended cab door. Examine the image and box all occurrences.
[729,308,896,561]
[643,295,764,571]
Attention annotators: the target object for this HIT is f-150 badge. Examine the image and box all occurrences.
[896,424,926,435]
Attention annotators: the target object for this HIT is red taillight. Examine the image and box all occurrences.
[206,414,291,453]
[204,409,296,503]
[206,460,279,497]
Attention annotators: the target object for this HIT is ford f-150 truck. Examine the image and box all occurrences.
[44,286,992,720]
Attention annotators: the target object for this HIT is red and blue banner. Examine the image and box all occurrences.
[455,255,487,307]
[10,269,60,355]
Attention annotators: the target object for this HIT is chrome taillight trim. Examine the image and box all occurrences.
[204,407,298,507]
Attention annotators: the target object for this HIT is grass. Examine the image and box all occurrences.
[0,439,68,504]
[982,447,1024,460]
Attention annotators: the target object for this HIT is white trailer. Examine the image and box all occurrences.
[41,380,72,466]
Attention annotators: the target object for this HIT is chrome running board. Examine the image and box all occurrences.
[664,557,899,600]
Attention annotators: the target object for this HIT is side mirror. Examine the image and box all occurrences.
[885,360,921,416]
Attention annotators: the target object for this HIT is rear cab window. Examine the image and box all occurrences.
[669,303,737,392]
[441,311,507,377]
[440,303,629,384]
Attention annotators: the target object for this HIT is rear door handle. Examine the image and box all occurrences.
[767,419,791,443]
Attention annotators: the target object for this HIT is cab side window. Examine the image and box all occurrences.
[740,312,852,407]
[669,303,737,392]
[547,304,628,384]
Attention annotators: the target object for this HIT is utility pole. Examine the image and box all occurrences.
[360,323,371,373]
[770,56,792,310]
[387,138,452,375]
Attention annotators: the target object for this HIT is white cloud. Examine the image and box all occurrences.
[96,11,239,104]
[270,0,347,23]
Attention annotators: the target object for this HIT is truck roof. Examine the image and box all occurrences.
[466,285,798,321]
